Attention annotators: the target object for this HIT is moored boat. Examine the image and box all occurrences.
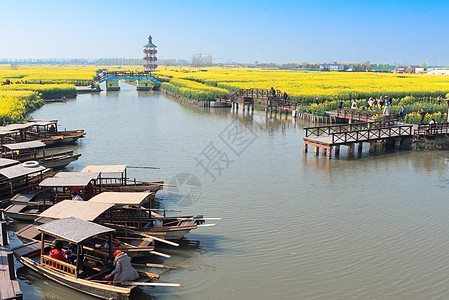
[1,141,81,169]
[13,217,166,299]
[81,165,165,194]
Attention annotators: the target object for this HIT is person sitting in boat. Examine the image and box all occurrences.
[105,250,139,283]
[49,240,67,264]
[66,243,83,266]
[70,190,83,201]
[49,124,56,133]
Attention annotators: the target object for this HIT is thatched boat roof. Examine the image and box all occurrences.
[39,200,113,221]
[37,217,115,244]
[89,192,152,206]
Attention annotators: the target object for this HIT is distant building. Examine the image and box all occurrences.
[373,66,397,73]
[320,63,345,71]
[143,35,157,72]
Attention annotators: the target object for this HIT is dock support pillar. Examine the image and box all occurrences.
[322,147,327,156]
[395,138,401,149]
[335,145,340,157]
[347,144,354,157]
[1,220,7,246]
[369,141,375,153]
[314,146,319,156]
[303,143,308,153]
[358,142,363,153]
[326,147,332,159]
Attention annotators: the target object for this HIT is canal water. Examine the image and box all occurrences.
[9,82,449,299]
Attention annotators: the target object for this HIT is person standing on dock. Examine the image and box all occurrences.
[400,106,407,122]
[270,87,275,98]
[383,102,390,117]
[315,97,319,104]
[419,108,426,124]
[351,100,357,109]
[339,99,343,109]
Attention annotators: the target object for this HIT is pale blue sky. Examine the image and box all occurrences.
[1,0,448,65]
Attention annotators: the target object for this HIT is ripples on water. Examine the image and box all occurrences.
[15,83,449,299]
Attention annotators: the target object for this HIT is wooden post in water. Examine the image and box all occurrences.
[395,138,401,149]
[326,147,332,159]
[314,146,319,156]
[347,144,354,158]
[358,142,363,153]
[369,141,375,152]
[335,145,340,157]
[303,143,308,153]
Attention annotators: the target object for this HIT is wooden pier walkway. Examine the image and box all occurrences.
[0,211,22,300]
[219,88,304,114]
[327,108,389,122]
[303,119,414,158]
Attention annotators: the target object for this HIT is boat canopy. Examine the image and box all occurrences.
[26,120,57,127]
[2,141,46,151]
[37,217,115,244]
[39,172,100,187]
[89,192,152,206]
[0,158,19,168]
[0,163,46,179]
[0,129,19,136]
[3,123,34,131]
[39,200,113,221]
[81,165,127,174]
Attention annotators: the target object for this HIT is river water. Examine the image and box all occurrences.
[8,82,449,299]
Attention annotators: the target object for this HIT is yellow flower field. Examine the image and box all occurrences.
[157,67,449,102]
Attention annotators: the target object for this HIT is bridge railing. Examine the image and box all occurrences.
[228,88,304,108]
[96,71,160,81]
[305,119,398,137]
[414,123,449,136]
[336,108,390,121]
[331,125,413,144]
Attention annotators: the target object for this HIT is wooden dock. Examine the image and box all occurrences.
[303,120,414,158]
[0,211,22,300]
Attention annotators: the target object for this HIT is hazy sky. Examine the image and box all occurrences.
[1,0,448,65]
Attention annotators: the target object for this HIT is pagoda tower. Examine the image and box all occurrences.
[143,35,157,72]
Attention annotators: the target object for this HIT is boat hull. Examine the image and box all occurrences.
[41,154,81,169]
[18,256,131,300]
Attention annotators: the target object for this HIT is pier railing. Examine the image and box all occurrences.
[305,119,398,137]
[336,108,390,121]
[414,123,449,137]
[331,125,413,144]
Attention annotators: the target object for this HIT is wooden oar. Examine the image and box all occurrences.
[91,280,181,287]
[173,217,222,221]
[132,263,194,269]
[127,166,160,169]
[103,222,179,247]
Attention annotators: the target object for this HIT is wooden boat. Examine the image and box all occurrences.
[88,192,219,241]
[0,162,53,208]
[81,165,165,194]
[4,171,100,220]
[0,120,85,147]
[0,157,20,169]
[1,141,81,169]
[13,217,165,299]
[26,120,86,146]
[16,200,177,258]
